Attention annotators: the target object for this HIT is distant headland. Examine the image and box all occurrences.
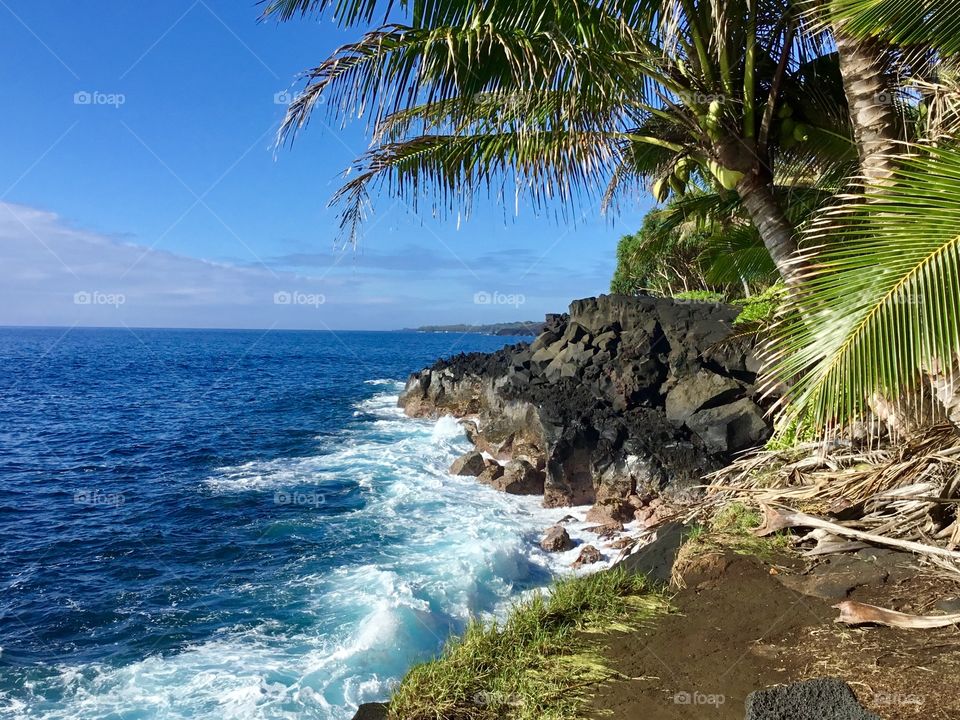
[400,321,545,336]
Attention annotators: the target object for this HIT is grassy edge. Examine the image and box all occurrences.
[671,502,794,586]
[386,569,671,720]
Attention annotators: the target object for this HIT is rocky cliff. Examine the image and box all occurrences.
[398,295,771,518]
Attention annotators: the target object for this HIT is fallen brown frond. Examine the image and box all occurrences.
[696,425,960,573]
[834,600,960,629]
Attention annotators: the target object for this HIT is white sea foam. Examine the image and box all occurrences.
[11,380,626,720]
[203,457,339,493]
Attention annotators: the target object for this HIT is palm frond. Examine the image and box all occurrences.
[261,0,396,24]
[645,187,741,233]
[332,129,625,243]
[912,59,960,143]
[373,89,632,146]
[766,142,960,434]
[702,223,779,285]
[827,0,960,55]
[601,111,700,212]
[278,16,648,144]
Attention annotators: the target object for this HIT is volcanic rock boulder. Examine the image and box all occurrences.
[540,525,574,552]
[585,499,635,524]
[350,703,388,720]
[665,369,744,424]
[686,397,769,454]
[495,459,545,495]
[572,544,603,568]
[449,450,486,477]
[476,463,505,487]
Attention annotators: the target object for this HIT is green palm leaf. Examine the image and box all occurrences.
[767,143,960,433]
[278,15,646,143]
[332,129,625,242]
[261,0,391,24]
[827,0,960,54]
[702,224,779,286]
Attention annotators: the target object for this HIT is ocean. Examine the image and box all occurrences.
[0,328,593,719]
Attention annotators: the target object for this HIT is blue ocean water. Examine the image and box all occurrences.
[0,328,577,719]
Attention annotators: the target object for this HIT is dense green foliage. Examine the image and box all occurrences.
[673,290,728,303]
[731,285,784,327]
[608,197,780,299]
[610,212,721,297]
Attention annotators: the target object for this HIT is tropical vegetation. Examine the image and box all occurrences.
[609,192,779,298]
[264,0,960,436]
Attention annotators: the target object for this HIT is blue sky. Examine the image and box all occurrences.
[0,1,648,330]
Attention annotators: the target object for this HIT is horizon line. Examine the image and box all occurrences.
[0,324,539,334]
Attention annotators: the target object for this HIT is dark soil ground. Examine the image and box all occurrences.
[590,550,960,719]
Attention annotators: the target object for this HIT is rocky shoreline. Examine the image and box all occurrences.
[352,295,959,719]
[398,294,771,528]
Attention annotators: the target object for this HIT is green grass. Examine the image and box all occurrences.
[676,503,792,568]
[387,569,670,720]
[710,502,763,534]
[709,502,792,557]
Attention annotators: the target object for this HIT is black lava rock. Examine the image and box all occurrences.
[350,702,388,720]
[745,678,881,720]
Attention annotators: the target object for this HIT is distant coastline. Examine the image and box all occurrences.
[401,321,545,336]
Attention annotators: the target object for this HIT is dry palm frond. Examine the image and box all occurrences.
[700,425,960,571]
[834,599,960,628]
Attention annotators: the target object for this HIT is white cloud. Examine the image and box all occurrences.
[0,202,608,329]
[0,201,357,329]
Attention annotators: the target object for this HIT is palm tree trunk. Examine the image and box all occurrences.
[834,33,900,186]
[736,172,803,287]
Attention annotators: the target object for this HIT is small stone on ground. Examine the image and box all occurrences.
[745,678,880,720]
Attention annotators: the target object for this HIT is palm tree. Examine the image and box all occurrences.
[266,0,837,286]
[766,2,960,434]
[820,0,960,181]
[833,33,901,184]
[767,144,960,432]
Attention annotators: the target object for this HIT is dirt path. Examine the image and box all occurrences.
[590,552,960,719]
